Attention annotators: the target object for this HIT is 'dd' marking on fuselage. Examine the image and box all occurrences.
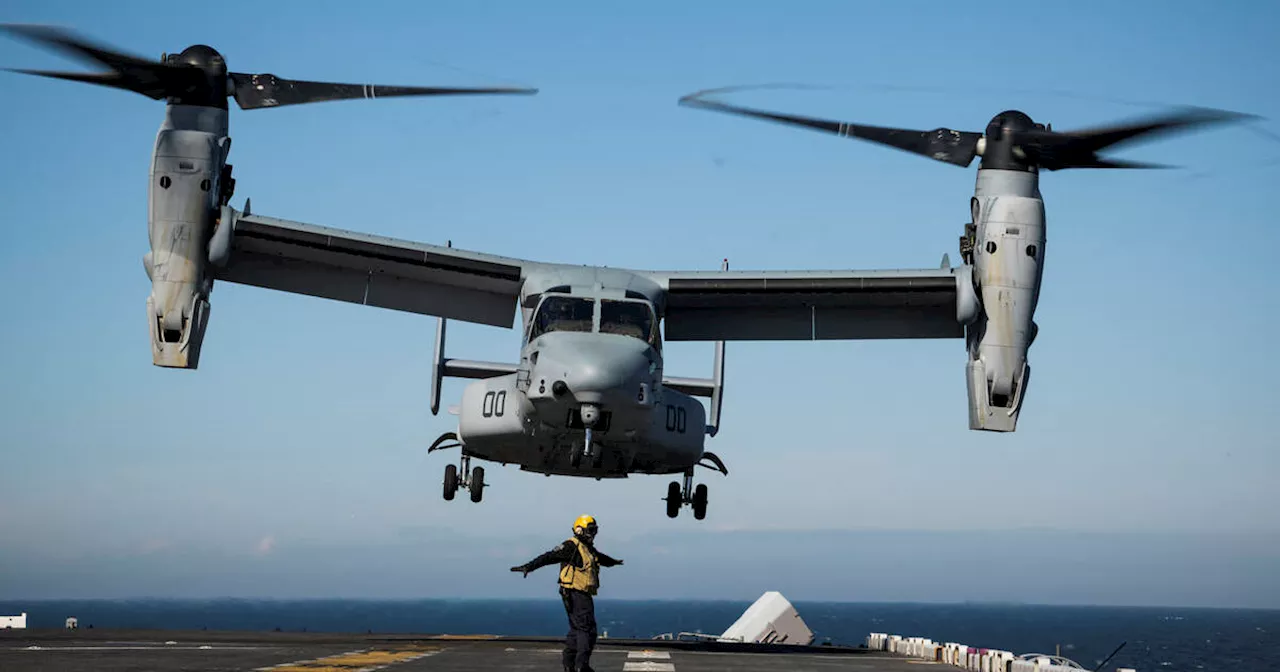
[482,389,507,418]
[665,404,686,434]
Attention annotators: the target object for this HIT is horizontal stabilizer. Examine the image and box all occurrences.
[443,359,517,379]
[663,376,716,398]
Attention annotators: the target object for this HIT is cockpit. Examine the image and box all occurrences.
[529,294,659,348]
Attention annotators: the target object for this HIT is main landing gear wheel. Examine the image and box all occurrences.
[670,465,711,519]
[443,464,459,501]
[663,453,728,520]
[665,470,710,520]
[469,466,485,503]
[692,484,708,520]
[429,433,485,504]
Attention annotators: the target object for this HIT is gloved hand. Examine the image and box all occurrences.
[510,565,529,577]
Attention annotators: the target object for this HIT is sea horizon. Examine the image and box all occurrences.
[5,596,1279,611]
[5,597,1277,670]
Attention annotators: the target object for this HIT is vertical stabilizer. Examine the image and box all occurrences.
[706,258,728,437]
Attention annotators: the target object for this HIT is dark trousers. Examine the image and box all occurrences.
[559,587,597,671]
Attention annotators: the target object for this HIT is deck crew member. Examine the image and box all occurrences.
[511,514,624,672]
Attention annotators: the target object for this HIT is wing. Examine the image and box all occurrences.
[648,266,977,341]
[213,209,542,328]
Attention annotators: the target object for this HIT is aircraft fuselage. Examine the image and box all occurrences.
[455,291,706,478]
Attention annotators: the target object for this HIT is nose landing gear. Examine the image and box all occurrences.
[568,403,605,470]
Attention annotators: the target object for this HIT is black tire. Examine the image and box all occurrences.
[470,466,485,503]
[692,483,708,520]
[443,464,458,501]
[665,481,681,518]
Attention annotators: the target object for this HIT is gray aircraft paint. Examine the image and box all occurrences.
[1,23,537,367]
[209,204,971,518]
[143,103,231,368]
[965,167,1045,432]
[675,88,1251,437]
[5,26,1253,520]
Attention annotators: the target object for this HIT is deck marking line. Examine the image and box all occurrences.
[254,647,439,672]
[623,662,676,672]
[628,650,672,659]
[17,645,266,651]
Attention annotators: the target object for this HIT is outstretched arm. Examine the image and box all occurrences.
[511,541,575,576]
[595,550,624,568]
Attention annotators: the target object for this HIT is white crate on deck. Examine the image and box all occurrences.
[716,591,814,646]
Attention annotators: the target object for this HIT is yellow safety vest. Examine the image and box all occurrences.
[557,537,600,595]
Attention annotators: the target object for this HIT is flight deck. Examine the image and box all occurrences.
[0,630,918,672]
[1,592,1107,672]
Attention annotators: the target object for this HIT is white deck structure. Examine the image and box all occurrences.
[0,613,27,629]
[716,591,814,646]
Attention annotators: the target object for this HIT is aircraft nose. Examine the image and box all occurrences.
[559,337,653,404]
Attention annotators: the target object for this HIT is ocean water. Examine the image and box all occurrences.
[1,599,1276,672]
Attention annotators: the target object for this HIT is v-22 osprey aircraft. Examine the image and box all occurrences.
[2,25,1251,520]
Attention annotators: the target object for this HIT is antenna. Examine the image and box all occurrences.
[1093,641,1126,672]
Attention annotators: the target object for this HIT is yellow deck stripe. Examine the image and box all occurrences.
[258,646,439,672]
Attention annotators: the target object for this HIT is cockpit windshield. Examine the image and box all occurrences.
[599,299,656,345]
[530,295,595,340]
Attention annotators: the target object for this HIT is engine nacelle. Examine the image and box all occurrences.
[964,168,1045,432]
[143,105,231,369]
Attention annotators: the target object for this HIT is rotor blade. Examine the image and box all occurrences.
[1,23,190,100]
[1049,156,1175,170]
[1,23,157,71]
[229,72,537,110]
[4,67,171,100]
[1050,107,1258,153]
[679,90,982,167]
[1020,106,1257,170]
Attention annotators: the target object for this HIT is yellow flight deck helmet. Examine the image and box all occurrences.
[573,515,598,536]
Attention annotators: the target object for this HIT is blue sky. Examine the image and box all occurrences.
[1,1,1277,607]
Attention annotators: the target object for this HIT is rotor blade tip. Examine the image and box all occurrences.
[1,23,68,39]
[1185,106,1262,125]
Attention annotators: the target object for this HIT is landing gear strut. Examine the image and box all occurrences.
[664,452,727,520]
[568,404,605,470]
[430,432,484,503]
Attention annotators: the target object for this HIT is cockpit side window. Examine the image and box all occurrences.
[530,295,595,340]
[599,299,656,345]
